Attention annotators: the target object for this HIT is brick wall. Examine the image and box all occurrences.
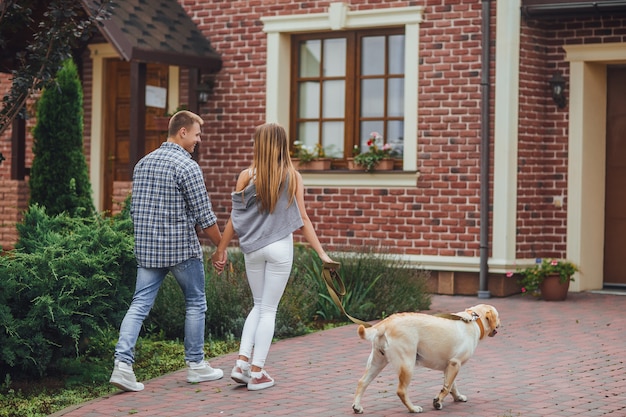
[191,0,492,258]
[517,14,626,259]
[0,180,29,250]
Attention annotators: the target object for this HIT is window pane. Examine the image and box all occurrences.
[297,122,319,148]
[323,38,346,77]
[298,82,320,118]
[300,40,321,77]
[359,121,384,150]
[323,80,345,118]
[322,122,344,157]
[387,78,404,117]
[361,79,384,117]
[388,35,405,75]
[388,120,404,158]
[361,36,385,76]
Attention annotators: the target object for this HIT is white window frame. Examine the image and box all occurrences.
[261,3,424,187]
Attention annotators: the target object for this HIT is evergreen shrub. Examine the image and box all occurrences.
[29,58,94,217]
[0,205,135,376]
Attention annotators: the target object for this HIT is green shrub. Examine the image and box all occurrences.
[305,246,432,323]
[147,244,431,341]
[0,205,135,377]
[29,59,94,217]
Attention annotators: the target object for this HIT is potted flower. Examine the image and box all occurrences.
[291,141,331,170]
[517,258,579,301]
[350,132,394,172]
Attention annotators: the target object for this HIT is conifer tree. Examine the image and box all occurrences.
[29,59,94,217]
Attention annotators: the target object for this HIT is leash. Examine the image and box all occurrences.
[321,262,372,328]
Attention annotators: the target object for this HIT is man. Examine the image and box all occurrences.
[110,110,223,392]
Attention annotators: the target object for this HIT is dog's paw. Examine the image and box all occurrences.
[433,398,444,410]
[453,394,467,402]
[408,405,423,413]
[352,404,364,414]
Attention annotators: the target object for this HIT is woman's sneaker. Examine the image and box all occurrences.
[231,360,251,384]
[186,360,224,383]
[247,369,275,391]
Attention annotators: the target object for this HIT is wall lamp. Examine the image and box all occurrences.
[549,72,566,109]
[197,74,216,104]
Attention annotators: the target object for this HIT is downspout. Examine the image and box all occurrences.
[478,0,492,299]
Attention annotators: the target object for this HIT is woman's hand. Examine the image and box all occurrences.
[212,250,227,274]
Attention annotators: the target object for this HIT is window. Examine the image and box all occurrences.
[291,30,405,166]
[262,3,423,182]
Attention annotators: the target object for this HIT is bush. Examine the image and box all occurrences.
[0,205,136,377]
[29,59,94,217]
[149,244,431,341]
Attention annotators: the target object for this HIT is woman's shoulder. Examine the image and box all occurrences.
[235,168,254,191]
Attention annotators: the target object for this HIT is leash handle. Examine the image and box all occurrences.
[322,262,372,328]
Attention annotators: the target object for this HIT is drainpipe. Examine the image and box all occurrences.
[478,0,491,299]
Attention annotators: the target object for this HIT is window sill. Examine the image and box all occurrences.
[300,170,420,188]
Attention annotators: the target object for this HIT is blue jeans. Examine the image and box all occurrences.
[114,258,207,364]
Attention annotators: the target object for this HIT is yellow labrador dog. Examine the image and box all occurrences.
[352,304,500,414]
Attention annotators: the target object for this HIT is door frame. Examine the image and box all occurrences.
[565,42,626,291]
[88,43,180,212]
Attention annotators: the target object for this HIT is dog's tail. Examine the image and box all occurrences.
[358,325,388,353]
[357,324,381,342]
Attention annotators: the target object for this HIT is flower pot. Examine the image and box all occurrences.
[292,158,332,171]
[347,158,394,171]
[539,273,570,301]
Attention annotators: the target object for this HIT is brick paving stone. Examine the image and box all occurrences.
[48,293,626,417]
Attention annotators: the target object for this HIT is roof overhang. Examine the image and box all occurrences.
[81,0,222,71]
[522,0,626,19]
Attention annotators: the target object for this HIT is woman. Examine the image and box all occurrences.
[212,123,335,391]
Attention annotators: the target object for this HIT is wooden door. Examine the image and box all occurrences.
[103,60,169,213]
[603,66,626,285]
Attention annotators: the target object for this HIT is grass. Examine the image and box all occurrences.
[0,337,240,417]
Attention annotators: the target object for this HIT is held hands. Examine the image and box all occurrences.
[211,250,227,274]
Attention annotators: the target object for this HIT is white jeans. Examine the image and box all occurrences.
[239,234,293,368]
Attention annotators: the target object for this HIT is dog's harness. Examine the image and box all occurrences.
[435,311,485,340]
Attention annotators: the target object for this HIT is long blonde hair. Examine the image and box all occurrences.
[251,123,298,213]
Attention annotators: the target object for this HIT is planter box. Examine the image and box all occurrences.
[292,158,332,171]
[347,158,394,171]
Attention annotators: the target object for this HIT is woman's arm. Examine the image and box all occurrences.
[293,171,334,264]
[211,169,251,272]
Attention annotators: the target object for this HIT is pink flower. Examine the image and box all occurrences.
[521,287,527,293]
[551,259,558,266]
[506,271,513,278]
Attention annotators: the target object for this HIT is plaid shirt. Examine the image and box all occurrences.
[131,142,217,268]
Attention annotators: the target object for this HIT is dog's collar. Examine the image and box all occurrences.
[466,309,485,339]
[475,317,485,340]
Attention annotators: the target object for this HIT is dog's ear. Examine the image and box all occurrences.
[485,307,499,330]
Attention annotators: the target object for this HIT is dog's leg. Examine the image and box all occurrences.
[395,358,423,413]
[433,359,461,410]
[449,381,467,403]
[352,350,388,414]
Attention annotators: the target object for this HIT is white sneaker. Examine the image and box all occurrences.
[110,360,145,392]
[230,360,251,384]
[186,360,224,383]
[247,369,275,391]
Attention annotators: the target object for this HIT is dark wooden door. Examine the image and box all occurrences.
[103,60,169,213]
[603,66,626,285]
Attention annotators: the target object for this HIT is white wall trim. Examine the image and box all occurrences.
[88,43,119,211]
[492,0,521,268]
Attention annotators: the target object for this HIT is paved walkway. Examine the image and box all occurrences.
[50,292,626,417]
